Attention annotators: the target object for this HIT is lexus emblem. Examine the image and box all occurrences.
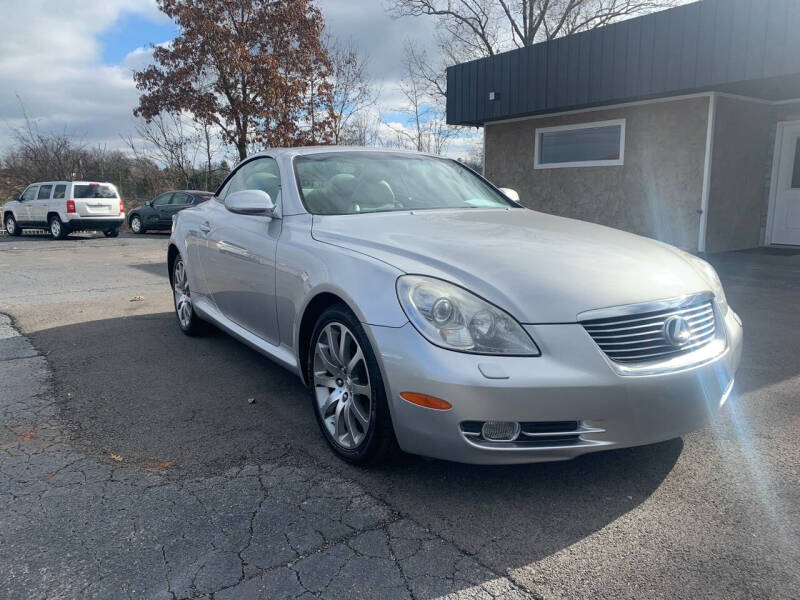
[663,315,692,347]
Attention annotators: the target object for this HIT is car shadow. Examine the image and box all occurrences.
[129,262,170,278]
[27,310,682,581]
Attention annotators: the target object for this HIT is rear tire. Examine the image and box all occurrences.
[130,215,145,234]
[171,255,207,336]
[4,214,21,236]
[308,304,398,465]
[104,228,119,238]
[49,216,68,240]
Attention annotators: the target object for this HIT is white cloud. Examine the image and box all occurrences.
[0,0,164,149]
[0,0,477,156]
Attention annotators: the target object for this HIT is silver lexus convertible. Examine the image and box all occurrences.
[168,147,742,465]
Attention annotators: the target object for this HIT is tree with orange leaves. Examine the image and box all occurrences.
[134,0,334,161]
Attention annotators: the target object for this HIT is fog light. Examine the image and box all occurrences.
[481,420,520,441]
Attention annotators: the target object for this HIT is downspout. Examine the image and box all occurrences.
[698,92,717,253]
[481,124,487,176]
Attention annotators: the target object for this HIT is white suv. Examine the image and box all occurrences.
[3,181,125,239]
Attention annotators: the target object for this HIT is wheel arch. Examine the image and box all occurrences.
[297,291,359,386]
[167,243,181,286]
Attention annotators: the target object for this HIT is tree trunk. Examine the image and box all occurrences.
[236,134,247,161]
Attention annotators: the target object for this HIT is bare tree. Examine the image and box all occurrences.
[123,113,200,188]
[386,43,457,154]
[327,38,378,145]
[339,113,382,147]
[200,121,215,190]
[3,96,87,185]
[391,0,677,57]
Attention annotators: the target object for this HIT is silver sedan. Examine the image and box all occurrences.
[168,147,742,465]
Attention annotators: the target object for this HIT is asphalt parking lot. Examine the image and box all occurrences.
[1,232,799,599]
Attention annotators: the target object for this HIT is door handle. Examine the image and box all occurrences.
[199,222,211,234]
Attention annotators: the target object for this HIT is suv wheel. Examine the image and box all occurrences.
[49,216,68,240]
[308,305,398,464]
[4,214,21,236]
[104,228,119,238]
[130,215,144,234]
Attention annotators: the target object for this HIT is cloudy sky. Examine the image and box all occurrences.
[0,0,481,159]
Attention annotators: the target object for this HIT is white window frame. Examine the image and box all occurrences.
[533,118,626,169]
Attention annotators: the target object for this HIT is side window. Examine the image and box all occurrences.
[53,184,66,199]
[152,193,172,207]
[170,192,191,205]
[37,185,53,200]
[20,185,38,201]
[224,158,281,203]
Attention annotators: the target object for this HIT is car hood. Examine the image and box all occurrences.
[311,208,710,323]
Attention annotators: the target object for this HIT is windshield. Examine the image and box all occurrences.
[294,152,515,215]
[73,184,117,199]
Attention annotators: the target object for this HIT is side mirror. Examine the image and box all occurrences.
[12,192,20,202]
[145,200,153,207]
[498,187,520,203]
[224,189,276,217]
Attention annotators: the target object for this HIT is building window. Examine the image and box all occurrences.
[534,119,625,169]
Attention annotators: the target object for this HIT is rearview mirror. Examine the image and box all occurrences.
[145,200,153,207]
[224,189,276,217]
[12,192,20,202]
[498,187,520,203]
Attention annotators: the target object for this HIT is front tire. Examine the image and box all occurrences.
[130,215,145,234]
[171,255,206,336]
[308,305,397,464]
[49,216,68,240]
[4,214,21,236]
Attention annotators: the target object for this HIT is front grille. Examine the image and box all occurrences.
[582,298,717,363]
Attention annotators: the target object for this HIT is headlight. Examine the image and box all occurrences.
[683,253,728,315]
[396,275,540,355]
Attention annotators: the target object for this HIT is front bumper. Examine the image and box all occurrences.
[366,308,742,464]
[64,216,125,231]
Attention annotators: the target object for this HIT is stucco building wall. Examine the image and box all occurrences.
[484,97,710,251]
[705,97,775,252]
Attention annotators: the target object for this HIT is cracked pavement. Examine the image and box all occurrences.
[1,234,799,599]
[0,312,529,599]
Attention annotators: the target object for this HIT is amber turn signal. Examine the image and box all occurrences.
[400,392,452,410]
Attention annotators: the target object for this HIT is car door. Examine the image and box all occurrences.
[771,121,800,245]
[52,184,67,222]
[159,192,191,227]
[149,192,173,228]
[17,185,38,223]
[33,184,53,224]
[200,157,283,345]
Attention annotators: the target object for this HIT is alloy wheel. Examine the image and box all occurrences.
[173,259,192,329]
[5,216,15,235]
[313,322,373,449]
[131,216,141,233]
[50,219,61,238]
